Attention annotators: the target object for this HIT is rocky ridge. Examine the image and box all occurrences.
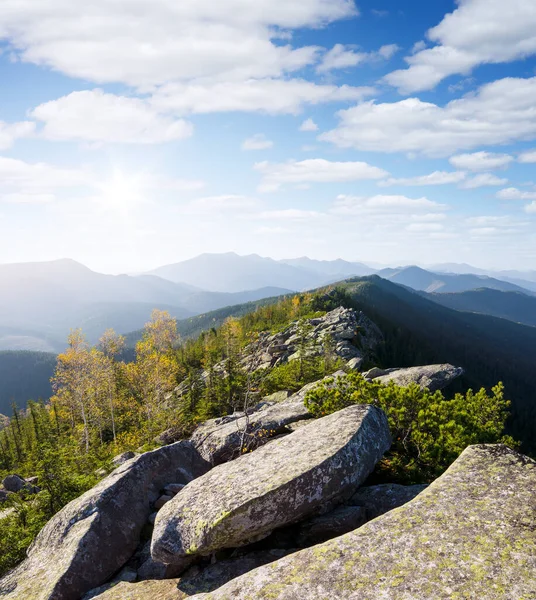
[0,305,528,600]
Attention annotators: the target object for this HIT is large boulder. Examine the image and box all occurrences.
[369,363,463,391]
[152,404,391,563]
[190,372,348,466]
[188,445,536,599]
[190,400,311,465]
[348,483,428,520]
[0,441,209,600]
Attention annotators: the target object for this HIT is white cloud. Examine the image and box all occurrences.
[526,202,536,213]
[185,195,260,214]
[31,89,193,144]
[257,209,322,220]
[379,171,465,187]
[331,194,446,215]
[0,156,90,192]
[316,43,399,73]
[406,222,444,232]
[496,187,536,200]
[460,173,508,189]
[151,79,374,116]
[0,121,35,150]
[518,149,536,163]
[254,158,388,192]
[465,215,529,228]
[242,134,273,150]
[0,0,356,88]
[411,41,426,54]
[383,0,536,93]
[321,76,536,156]
[300,118,318,132]
[449,151,513,171]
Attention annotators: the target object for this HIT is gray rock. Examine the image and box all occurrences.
[188,445,536,600]
[164,483,185,496]
[87,550,291,599]
[2,474,29,493]
[347,357,363,370]
[111,451,136,467]
[373,363,464,391]
[0,441,209,600]
[154,494,173,510]
[190,387,314,465]
[152,404,391,564]
[348,483,428,519]
[262,390,290,403]
[294,505,368,547]
[135,541,195,581]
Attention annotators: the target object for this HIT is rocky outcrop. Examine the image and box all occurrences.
[188,445,536,600]
[191,371,348,465]
[348,483,427,519]
[365,363,463,391]
[0,441,209,600]
[173,308,382,403]
[87,550,292,600]
[242,307,382,371]
[152,405,391,564]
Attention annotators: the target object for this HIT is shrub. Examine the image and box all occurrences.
[304,372,516,483]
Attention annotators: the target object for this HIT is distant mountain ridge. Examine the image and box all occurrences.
[1,255,535,352]
[378,265,533,295]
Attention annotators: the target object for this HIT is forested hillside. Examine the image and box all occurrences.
[337,277,536,450]
[424,288,536,327]
[0,352,56,416]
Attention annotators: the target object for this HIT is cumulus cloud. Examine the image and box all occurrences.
[151,79,374,116]
[459,173,508,189]
[320,76,536,156]
[379,171,466,187]
[300,118,318,132]
[383,0,536,93]
[0,121,35,150]
[316,43,399,73]
[0,0,357,87]
[518,149,536,163]
[526,202,536,213]
[331,194,446,215]
[0,156,92,204]
[242,134,273,150]
[254,158,388,192]
[30,89,193,144]
[496,187,536,200]
[449,151,514,171]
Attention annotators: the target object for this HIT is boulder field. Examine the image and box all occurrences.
[151,404,391,563]
[0,306,529,600]
[186,445,536,600]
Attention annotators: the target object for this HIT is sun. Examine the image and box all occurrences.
[95,169,146,218]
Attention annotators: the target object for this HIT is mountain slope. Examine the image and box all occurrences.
[425,288,536,327]
[0,351,56,414]
[379,265,533,294]
[337,276,536,452]
[0,259,293,349]
[148,253,329,292]
[280,257,375,278]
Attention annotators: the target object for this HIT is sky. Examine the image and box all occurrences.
[0,0,536,274]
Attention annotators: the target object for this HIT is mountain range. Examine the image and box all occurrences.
[2,274,535,455]
[0,254,534,353]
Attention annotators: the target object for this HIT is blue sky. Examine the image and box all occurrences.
[0,0,535,273]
